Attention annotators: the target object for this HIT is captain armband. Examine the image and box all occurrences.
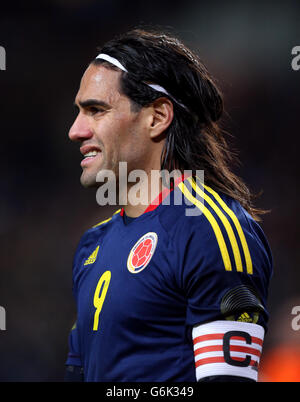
[192,320,264,382]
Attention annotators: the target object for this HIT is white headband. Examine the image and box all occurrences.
[95,53,187,110]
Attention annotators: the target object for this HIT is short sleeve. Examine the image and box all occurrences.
[177,199,272,331]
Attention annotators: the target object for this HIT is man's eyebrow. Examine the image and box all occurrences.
[74,99,111,109]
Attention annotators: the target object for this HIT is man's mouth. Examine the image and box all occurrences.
[80,146,102,167]
[83,150,99,158]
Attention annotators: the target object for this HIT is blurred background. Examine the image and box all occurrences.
[0,0,299,381]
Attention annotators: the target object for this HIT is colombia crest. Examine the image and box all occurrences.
[127,232,158,274]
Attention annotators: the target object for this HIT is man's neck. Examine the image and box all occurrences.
[122,175,164,218]
[121,170,185,218]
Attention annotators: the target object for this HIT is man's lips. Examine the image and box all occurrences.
[80,145,101,156]
[80,145,102,167]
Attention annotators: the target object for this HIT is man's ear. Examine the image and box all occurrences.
[149,97,174,140]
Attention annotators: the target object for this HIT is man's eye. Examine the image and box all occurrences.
[88,107,104,115]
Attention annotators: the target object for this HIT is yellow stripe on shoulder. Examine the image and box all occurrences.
[189,177,243,273]
[202,182,253,275]
[92,209,121,228]
[178,181,232,272]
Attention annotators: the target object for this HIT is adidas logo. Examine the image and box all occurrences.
[237,312,253,323]
[84,245,99,266]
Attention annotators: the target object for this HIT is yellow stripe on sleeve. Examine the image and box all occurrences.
[189,177,243,273]
[202,183,253,275]
[178,182,232,272]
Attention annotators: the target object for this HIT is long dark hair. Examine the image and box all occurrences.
[92,28,266,220]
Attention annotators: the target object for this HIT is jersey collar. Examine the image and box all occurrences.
[119,173,190,217]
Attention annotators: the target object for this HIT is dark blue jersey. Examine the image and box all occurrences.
[66,176,272,381]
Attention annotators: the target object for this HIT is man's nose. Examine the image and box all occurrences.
[68,113,92,142]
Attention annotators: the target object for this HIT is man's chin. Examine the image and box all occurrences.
[80,173,98,188]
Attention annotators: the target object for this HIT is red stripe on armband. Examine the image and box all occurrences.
[192,320,264,381]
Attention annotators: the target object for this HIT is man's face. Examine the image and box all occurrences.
[69,64,151,188]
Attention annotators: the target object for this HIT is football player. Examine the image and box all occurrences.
[65,29,272,382]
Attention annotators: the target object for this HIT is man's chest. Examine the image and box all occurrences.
[74,227,185,334]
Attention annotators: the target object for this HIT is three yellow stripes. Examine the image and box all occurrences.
[178,177,252,274]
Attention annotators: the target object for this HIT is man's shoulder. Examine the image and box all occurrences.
[158,177,272,276]
[158,178,251,238]
[160,176,257,231]
[91,208,122,230]
[71,209,122,271]
[78,208,122,246]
